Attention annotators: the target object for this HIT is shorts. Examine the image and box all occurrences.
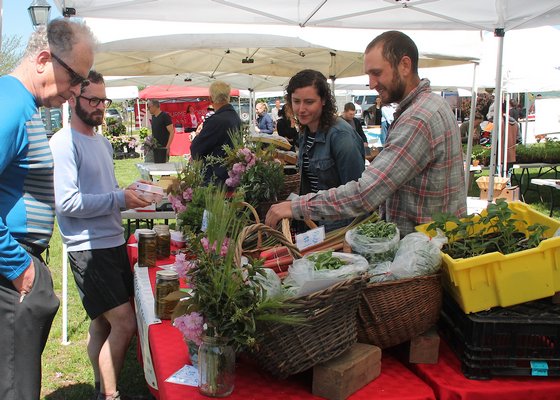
[68,244,133,320]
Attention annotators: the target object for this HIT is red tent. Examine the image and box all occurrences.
[138,85,239,100]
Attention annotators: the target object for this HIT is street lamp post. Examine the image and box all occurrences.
[28,0,51,27]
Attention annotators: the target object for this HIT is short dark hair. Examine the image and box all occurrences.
[148,99,160,107]
[81,70,103,92]
[286,69,336,131]
[344,102,356,112]
[366,30,419,74]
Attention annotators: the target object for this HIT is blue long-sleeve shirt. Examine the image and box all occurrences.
[257,113,274,134]
[0,76,55,280]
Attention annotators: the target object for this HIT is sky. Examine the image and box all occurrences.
[2,0,61,45]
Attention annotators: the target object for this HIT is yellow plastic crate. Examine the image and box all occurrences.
[417,202,560,313]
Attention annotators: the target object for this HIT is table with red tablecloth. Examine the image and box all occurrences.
[169,132,191,156]
[128,237,560,400]
[127,238,435,400]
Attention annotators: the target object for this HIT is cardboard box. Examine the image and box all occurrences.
[313,343,381,400]
[479,185,520,201]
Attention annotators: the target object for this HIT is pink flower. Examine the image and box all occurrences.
[200,237,230,256]
[174,312,204,345]
[182,187,193,202]
[168,194,186,213]
[174,253,196,279]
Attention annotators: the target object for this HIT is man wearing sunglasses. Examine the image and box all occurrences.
[0,18,95,400]
[50,71,151,400]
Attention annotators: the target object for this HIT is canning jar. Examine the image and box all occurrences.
[155,270,180,319]
[138,230,156,268]
[154,225,171,259]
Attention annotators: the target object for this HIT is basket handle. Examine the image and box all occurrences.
[235,222,302,267]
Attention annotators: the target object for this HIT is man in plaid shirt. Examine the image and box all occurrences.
[266,31,466,235]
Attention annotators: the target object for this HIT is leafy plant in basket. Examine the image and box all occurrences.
[220,130,285,207]
[171,186,301,351]
[426,199,549,259]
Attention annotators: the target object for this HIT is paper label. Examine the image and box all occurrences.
[295,226,325,250]
[201,210,209,232]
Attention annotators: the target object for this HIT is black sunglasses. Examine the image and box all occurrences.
[77,95,112,108]
[51,52,90,87]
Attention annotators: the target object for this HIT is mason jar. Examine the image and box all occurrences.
[138,230,156,268]
[154,270,179,319]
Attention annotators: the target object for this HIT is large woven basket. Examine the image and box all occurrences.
[357,274,442,349]
[252,275,366,378]
[278,172,300,200]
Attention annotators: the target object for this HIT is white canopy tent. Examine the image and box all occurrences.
[55,0,560,199]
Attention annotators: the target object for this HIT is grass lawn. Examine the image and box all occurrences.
[39,159,560,399]
[40,156,183,400]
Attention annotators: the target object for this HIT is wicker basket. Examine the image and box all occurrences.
[476,176,509,191]
[278,172,300,200]
[252,275,366,378]
[357,274,442,349]
[236,223,366,378]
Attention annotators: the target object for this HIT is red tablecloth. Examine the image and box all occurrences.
[169,132,191,156]
[128,236,560,400]
[127,238,436,400]
[411,340,560,400]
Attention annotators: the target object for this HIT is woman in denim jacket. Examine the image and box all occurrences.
[288,69,365,231]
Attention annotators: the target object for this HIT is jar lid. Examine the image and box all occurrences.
[138,230,156,238]
[156,270,179,280]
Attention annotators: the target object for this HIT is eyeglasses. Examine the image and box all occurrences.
[78,95,112,108]
[50,52,90,87]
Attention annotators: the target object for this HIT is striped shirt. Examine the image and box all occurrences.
[292,79,467,235]
[0,76,54,280]
[302,135,319,192]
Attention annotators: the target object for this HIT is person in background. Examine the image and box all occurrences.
[285,69,365,232]
[0,18,95,399]
[341,102,368,144]
[190,81,241,185]
[266,31,466,236]
[255,102,274,134]
[147,99,174,158]
[185,104,199,133]
[460,112,484,145]
[50,71,150,400]
[276,103,299,151]
[271,98,282,127]
[380,102,396,145]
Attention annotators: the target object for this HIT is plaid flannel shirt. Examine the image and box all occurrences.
[292,79,467,235]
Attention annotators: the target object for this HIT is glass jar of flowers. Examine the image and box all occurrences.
[171,186,299,397]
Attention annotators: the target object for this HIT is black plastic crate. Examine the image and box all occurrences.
[440,294,560,379]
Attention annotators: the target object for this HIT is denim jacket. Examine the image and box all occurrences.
[297,117,365,195]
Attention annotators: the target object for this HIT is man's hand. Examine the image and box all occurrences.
[265,201,293,228]
[124,189,152,209]
[12,260,35,302]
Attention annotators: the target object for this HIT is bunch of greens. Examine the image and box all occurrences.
[308,250,347,270]
[356,221,397,239]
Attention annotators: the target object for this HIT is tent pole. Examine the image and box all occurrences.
[488,28,506,204]
[464,61,479,190]
[503,92,511,177]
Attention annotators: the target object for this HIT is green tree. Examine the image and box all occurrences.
[1,35,24,76]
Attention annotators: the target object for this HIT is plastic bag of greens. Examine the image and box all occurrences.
[390,231,447,279]
[345,220,400,265]
[285,251,368,296]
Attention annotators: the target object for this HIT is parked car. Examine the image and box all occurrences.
[352,94,378,125]
[105,108,123,124]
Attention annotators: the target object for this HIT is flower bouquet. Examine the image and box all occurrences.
[141,136,160,162]
[221,130,285,218]
[171,186,299,396]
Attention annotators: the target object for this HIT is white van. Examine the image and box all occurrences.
[352,94,378,125]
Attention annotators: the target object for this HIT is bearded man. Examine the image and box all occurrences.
[50,70,150,400]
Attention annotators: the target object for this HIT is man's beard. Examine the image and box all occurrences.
[75,100,104,127]
[384,71,406,104]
